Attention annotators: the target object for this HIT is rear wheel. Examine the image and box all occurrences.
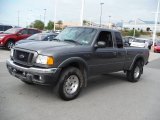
[55,67,83,101]
[6,40,15,50]
[126,61,143,82]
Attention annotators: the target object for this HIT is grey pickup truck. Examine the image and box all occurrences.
[6,27,149,100]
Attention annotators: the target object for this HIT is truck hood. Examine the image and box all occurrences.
[15,41,75,52]
[16,39,37,45]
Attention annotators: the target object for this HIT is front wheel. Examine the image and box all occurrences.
[6,40,15,50]
[55,67,83,101]
[126,61,143,82]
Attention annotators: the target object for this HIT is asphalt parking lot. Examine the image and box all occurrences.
[0,49,160,120]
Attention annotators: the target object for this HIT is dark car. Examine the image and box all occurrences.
[0,28,41,49]
[0,24,14,33]
[15,33,57,45]
[6,27,149,100]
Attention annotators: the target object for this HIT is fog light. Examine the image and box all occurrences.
[39,76,42,80]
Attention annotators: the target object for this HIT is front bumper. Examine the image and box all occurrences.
[6,59,61,85]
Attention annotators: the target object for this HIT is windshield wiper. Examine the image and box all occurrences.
[64,39,82,45]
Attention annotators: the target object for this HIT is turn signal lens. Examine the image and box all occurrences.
[47,57,54,65]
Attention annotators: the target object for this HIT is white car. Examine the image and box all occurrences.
[130,38,149,48]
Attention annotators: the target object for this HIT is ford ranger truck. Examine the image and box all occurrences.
[6,27,149,101]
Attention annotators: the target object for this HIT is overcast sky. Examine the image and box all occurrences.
[0,0,158,27]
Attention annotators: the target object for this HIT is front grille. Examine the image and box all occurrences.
[13,49,34,65]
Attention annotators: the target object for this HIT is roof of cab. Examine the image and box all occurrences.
[67,26,120,32]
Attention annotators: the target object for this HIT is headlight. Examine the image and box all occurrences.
[36,55,54,65]
[10,49,14,57]
[0,36,5,40]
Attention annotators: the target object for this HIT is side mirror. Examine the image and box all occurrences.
[17,32,22,36]
[95,41,106,48]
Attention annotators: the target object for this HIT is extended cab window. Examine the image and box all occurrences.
[115,32,123,48]
[97,31,113,47]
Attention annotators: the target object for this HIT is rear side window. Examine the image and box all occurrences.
[28,29,39,35]
[97,31,113,47]
[115,32,123,48]
[19,29,28,34]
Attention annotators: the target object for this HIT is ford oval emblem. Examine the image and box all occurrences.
[19,54,25,59]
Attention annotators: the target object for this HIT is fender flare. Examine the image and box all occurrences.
[129,54,145,70]
[58,57,88,87]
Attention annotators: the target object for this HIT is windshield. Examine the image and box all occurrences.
[55,27,97,45]
[27,33,48,40]
[4,28,20,34]
[133,39,146,43]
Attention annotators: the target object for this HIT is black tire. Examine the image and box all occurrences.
[126,61,143,82]
[6,40,15,50]
[148,45,151,50]
[55,67,83,101]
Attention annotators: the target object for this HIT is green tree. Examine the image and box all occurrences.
[128,30,140,37]
[83,20,87,25]
[47,21,54,30]
[83,20,90,26]
[32,20,44,30]
[57,20,63,29]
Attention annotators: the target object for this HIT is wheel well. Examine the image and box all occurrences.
[61,62,88,87]
[5,39,15,45]
[135,57,144,66]
[64,62,87,74]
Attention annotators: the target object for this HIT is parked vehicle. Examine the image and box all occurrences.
[54,30,62,34]
[154,40,160,53]
[148,39,153,49]
[0,24,15,33]
[0,28,41,49]
[6,27,149,100]
[15,33,57,45]
[123,36,135,45]
[123,37,130,46]
[130,38,149,49]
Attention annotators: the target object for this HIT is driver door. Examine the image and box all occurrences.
[89,31,118,75]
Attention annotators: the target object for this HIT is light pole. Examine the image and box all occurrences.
[133,18,137,37]
[108,16,111,28]
[100,2,104,27]
[121,20,123,30]
[39,15,42,21]
[152,0,160,47]
[109,16,111,23]
[43,9,47,26]
[53,0,57,31]
[80,0,85,26]
[17,10,20,26]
